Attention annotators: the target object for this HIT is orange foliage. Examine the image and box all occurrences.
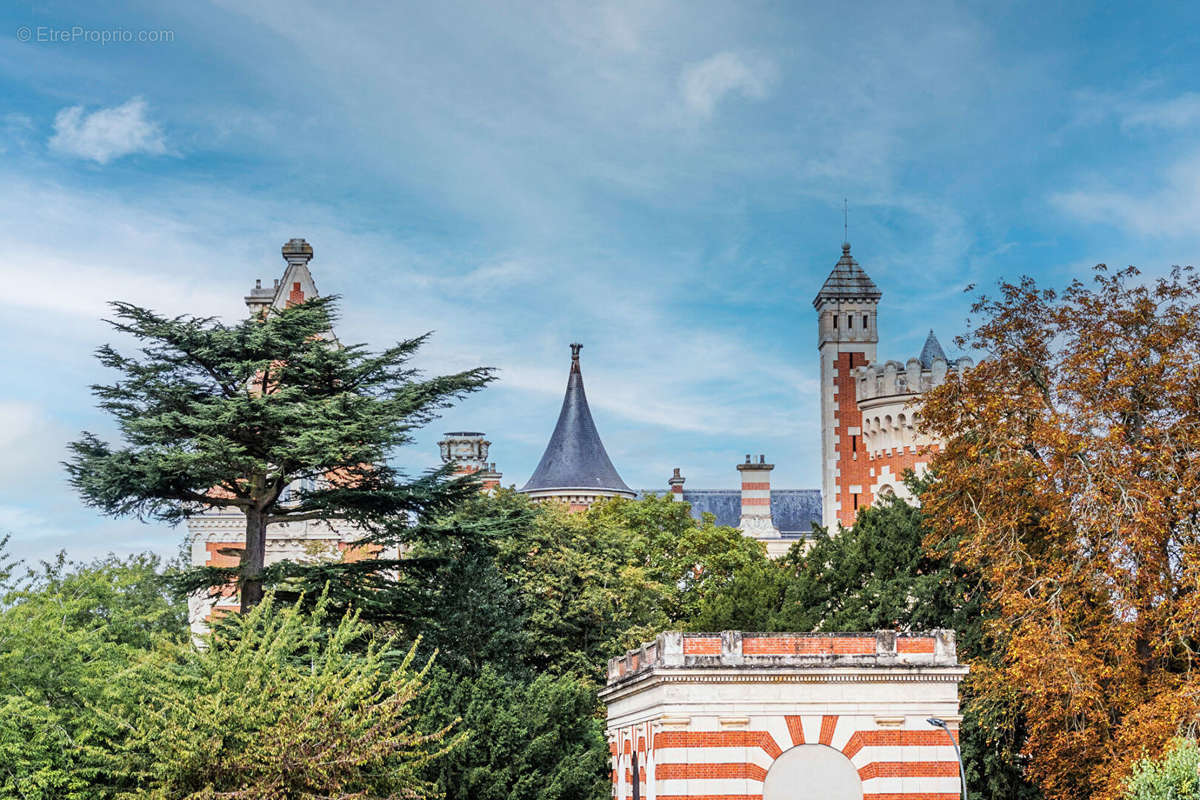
[919,265,1200,800]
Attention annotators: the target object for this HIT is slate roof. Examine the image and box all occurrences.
[918,329,948,368]
[812,242,882,309]
[635,488,822,536]
[520,344,634,495]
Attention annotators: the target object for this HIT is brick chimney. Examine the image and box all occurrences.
[668,467,685,501]
[477,462,503,492]
[736,454,779,537]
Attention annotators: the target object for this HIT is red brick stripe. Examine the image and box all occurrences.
[742,636,876,655]
[741,482,771,490]
[655,730,782,759]
[819,715,838,745]
[897,637,936,653]
[785,715,805,745]
[656,763,769,781]
[741,497,771,506]
[842,730,953,759]
[859,761,961,780]
[683,637,722,655]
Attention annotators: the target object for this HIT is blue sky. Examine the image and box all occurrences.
[2,0,1199,561]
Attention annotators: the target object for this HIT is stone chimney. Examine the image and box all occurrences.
[736,454,779,538]
[438,432,491,475]
[244,278,276,317]
[477,462,503,492]
[668,467,685,501]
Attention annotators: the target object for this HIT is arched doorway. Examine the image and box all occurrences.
[762,744,862,800]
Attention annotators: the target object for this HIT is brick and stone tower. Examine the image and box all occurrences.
[519,343,635,510]
[851,331,971,511]
[814,242,881,530]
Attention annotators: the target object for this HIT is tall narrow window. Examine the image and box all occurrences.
[851,435,857,453]
[853,494,859,510]
[832,314,838,329]
[848,315,853,329]
[863,314,869,329]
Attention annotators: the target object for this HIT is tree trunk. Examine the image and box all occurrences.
[241,506,269,613]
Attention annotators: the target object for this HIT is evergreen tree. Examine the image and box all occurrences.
[64,296,491,610]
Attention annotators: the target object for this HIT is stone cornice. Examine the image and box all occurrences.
[598,664,969,702]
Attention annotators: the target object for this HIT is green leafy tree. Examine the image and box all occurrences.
[97,594,461,800]
[1123,738,1200,800]
[64,296,492,610]
[0,547,186,800]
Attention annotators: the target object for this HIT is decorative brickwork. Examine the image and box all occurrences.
[603,630,966,800]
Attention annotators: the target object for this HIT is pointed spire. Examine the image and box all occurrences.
[273,238,320,310]
[520,344,634,496]
[919,329,947,368]
[812,241,882,309]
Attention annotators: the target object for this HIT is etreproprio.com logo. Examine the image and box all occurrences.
[17,25,175,44]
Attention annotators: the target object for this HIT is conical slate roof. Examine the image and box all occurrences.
[918,329,947,368]
[811,242,882,309]
[520,344,634,496]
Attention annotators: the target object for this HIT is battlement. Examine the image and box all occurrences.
[852,356,973,402]
[605,630,959,687]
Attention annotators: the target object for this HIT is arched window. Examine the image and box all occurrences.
[763,744,862,800]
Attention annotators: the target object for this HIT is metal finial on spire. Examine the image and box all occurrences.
[570,342,582,360]
[843,198,848,246]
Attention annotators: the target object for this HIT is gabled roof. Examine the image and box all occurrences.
[812,242,882,309]
[520,344,634,495]
[273,239,320,309]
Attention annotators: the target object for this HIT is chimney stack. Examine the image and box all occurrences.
[244,277,275,317]
[668,467,685,501]
[736,454,779,538]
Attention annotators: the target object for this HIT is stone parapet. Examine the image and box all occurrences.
[605,629,958,686]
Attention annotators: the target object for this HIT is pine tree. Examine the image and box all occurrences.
[65,295,492,611]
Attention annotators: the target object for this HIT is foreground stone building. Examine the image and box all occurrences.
[602,630,967,800]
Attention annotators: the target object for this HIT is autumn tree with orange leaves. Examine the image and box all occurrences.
[920,264,1200,800]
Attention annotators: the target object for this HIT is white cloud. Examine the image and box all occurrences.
[49,97,167,164]
[1052,151,1200,237]
[1119,92,1200,131]
[680,51,773,117]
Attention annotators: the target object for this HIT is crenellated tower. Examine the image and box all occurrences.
[814,242,880,530]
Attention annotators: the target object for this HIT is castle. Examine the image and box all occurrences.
[186,238,970,628]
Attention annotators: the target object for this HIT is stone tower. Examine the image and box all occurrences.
[814,242,881,530]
